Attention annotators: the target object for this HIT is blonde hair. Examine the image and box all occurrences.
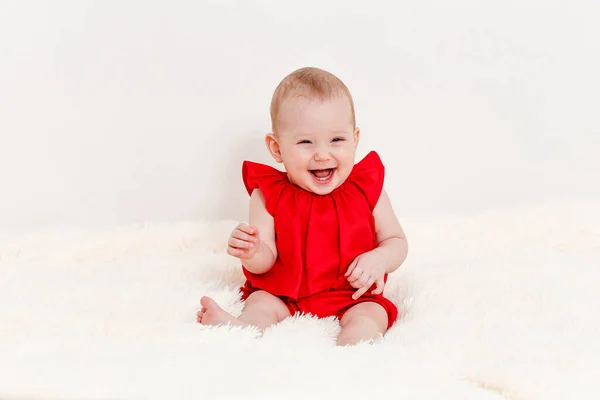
[270,67,356,133]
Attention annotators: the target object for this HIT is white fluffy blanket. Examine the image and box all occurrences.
[1,201,599,400]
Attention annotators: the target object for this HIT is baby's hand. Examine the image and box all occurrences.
[345,250,387,300]
[227,223,260,261]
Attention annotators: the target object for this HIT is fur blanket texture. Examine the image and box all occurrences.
[1,201,599,399]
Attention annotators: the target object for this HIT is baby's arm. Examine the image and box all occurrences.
[240,189,278,274]
[344,189,408,298]
[372,189,408,274]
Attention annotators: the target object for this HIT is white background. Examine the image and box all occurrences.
[1,0,599,232]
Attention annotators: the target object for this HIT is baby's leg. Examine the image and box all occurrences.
[337,302,388,346]
[197,290,290,330]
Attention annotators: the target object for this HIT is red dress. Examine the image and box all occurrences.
[239,151,398,328]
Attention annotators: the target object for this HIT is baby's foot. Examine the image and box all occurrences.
[196,296,246,327]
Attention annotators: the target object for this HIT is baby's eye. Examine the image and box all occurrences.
[332,137,345,142]
[297,140,311,145]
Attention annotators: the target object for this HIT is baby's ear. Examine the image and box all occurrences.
[265,133,283,163]
[353,127,361,147]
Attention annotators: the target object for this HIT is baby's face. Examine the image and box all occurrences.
[271,95,359,195]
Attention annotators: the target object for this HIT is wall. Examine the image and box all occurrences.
[1,0,599,232]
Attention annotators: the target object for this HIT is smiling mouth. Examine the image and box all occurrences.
[310,168,335,183]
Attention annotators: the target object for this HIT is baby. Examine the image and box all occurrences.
[197,67,408,346]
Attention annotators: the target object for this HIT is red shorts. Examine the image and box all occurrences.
[240,284,398,329]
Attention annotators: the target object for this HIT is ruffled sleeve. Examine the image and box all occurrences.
[349,151,385,210]
[242,160,288,215]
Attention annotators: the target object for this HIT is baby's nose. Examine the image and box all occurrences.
[314,148,330,161]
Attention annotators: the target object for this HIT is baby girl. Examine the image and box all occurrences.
[197,67,408,346]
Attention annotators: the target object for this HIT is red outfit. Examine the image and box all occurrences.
[239,151,398,328]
